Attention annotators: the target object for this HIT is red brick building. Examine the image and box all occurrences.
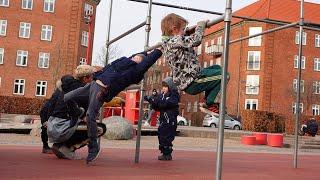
[0,0,98,99]
[145,0,320,125]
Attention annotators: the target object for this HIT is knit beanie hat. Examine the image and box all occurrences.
[75,65,95,79]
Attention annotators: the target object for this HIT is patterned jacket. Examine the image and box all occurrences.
[161,24,205,90]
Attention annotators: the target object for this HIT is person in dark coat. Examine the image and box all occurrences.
[300,118,319,137]
[64,49,163,164]
[145,77,180,161]
[39,65,94,154]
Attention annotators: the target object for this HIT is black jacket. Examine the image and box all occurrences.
[50,75,88,119]
[147,77,180,123]
[40,89,60,124]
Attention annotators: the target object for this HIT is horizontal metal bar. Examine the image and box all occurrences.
[127,0,223,15]
[230,22,299,44]
[106,21,146,46]
[127,0,295,27]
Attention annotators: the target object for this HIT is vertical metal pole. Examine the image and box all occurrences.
[216,0,232,179]
[135,0,152,163]
[105,0,113,64]
[294,0,304,169]
[98,0,113,145]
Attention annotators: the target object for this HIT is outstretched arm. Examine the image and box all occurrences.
[135,49,163,73]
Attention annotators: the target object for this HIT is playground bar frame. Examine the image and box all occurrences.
[101,0,310,177]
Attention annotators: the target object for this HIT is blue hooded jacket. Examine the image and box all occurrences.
[100,49,163,102]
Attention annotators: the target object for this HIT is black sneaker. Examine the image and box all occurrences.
[52,143,67,159]
[86,139,101,164]
[158,154,172,161]
[42,146,53,154]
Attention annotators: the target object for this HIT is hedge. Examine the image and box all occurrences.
[241,110,285,133]
[0,96,47,115]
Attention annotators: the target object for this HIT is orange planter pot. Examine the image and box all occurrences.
[267,134,283,147]
[253,132,268,145]
[241,136,256,145]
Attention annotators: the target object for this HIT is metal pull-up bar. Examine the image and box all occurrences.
[106,21,147,47]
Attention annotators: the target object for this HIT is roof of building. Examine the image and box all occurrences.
[205,0,320,35]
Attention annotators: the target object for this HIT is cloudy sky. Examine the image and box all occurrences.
[91,0,320,66]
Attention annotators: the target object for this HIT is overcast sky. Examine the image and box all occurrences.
[91,0,320,66]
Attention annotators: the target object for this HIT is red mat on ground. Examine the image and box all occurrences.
[0,145,319,180]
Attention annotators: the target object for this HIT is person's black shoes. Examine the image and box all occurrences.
[158,154,172,161]
[86,138,101,164]
[42,146,53,154]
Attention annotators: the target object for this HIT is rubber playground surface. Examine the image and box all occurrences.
[1,145,319,180]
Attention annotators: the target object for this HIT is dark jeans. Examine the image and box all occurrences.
[64,81,106,139]
[158,118,177,155]
[40,118,49,147]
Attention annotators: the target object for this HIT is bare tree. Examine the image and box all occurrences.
[95,45,121,66]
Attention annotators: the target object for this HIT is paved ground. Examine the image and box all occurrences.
[1,145,320,180]
[1,134,320,179]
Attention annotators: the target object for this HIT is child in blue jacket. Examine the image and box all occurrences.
[145,77,180,161]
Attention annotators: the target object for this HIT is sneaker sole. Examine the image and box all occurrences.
[86,148,101,164]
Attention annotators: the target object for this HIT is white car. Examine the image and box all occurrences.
[177,115,188,126]
[202,114,241,130]
[156,115,188,126]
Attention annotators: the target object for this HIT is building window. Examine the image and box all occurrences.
[203,61,207,68]
[312,105,320,116]
[245,99,258,110]
[247,51,260,70]
[16,50,28,66]
[84,3,93,15]
[41,25,53,41]
[44,0,55,12]
[81,31,89,47]
[295,31,307,45]
[313,81,320,94]
[193,101,198,112]
[13,79,25,95]
[217,36,222,45]
[248,27,262,46]
[0,48,4,64]
[80,57,87,65]
[314,58,320,71]
[210,60,214,66]
[36,81,47,96]
[316,34,320,47]
[38,52,50,68]
[246,75,259,95]
[294,55,305,69]
[292,103,303,114]
[0,19,7,36]
[22,0,32,10]
[187,102,191,112]
[293,79,304,93]
[19,22,31,38]
[0,0,9,7]
[197,45,202,55]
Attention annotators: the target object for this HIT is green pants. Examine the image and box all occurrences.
[185,65,224,106]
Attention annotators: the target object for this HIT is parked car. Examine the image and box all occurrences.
[202,114,241,130]
[177,115,188,126]
[156,115,188,126]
